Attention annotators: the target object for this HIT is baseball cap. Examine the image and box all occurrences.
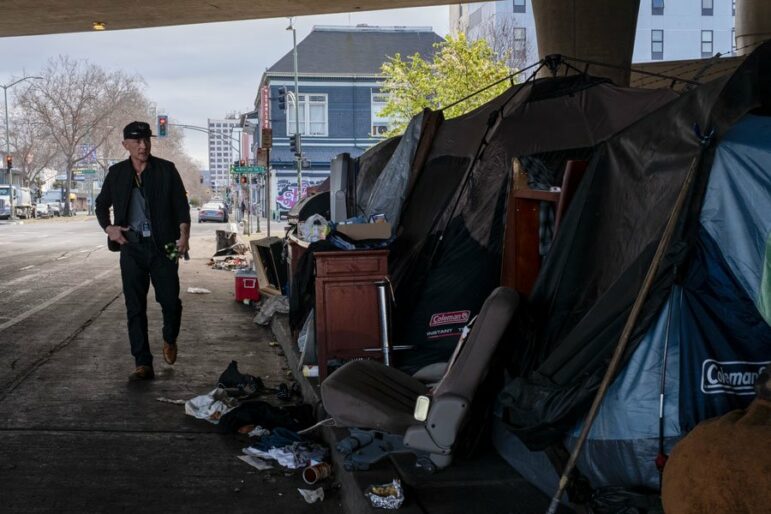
[123,121,155,140]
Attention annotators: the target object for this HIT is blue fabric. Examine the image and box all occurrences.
[677,228,771,431]
[700,114,771,324]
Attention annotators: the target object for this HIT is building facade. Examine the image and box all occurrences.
[254,25,442,215]
[450,0,737,65]
[207,118,239,190]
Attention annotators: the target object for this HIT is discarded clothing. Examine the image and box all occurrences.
[253,295,290,326]
[244,441,328,470]
[237,455,274,471]
[184,388,239,424]
[216,402,314,434]
[217,360,264,398]
[249,427,305,452]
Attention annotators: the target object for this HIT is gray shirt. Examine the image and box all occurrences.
[127,176,150,234]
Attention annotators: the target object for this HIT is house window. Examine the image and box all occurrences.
[701,30,713,57]
[702,0,713,16]
[513,0,526,14]
[652,0,664,15]
[513,27,527,54]
[371,92,390,136]
[287,93,328,136]
[651,29,664,60]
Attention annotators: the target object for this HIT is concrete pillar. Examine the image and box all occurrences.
[532,0,640,86]
[736,0,771,56]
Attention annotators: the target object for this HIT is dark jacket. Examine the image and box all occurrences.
[96,155,191,252]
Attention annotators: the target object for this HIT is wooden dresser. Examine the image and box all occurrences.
[314,249,389,380]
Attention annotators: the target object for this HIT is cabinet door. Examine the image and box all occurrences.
[319,278,381,354]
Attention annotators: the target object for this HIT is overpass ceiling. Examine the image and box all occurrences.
[1,1,451,38]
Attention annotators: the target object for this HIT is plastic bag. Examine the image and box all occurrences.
[300,214,330,243]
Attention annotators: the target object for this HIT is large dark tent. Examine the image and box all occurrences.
[383,73,677,372]
[494,42,771,499]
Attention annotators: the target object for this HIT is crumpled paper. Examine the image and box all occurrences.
[187,287,211,294]
[184,388,239,424]
[298,487,324,504]
[364,479,404,509]
[237,455,273,471]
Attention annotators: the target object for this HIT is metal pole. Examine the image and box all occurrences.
[4,86,14,221]
[376,281,391,366]
[291,21,303,202]
[266,151,271,239]
[545,149,707,514]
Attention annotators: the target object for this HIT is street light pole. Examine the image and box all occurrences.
[288,18,303,203]
[2,75,43,221]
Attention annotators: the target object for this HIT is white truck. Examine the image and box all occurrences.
[0,184,33,219]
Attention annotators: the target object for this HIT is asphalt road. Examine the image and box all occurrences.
[0,214,341,513]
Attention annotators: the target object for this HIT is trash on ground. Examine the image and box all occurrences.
[298,487,325,504]
[244,428,328,469]
[187,287,212,294]
[248,426,271,438]
[237,455,274,471]
[302,462,332,485]
[217,360,264,398]
[155,397,186,405]
[253,295,290,325]
[365,479,405,510]
[208,255,250,271]
[184,388,239,424]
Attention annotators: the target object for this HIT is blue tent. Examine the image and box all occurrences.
[495,44,771,501]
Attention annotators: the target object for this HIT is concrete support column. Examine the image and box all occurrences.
[532,0,640,86]
[736,0,771,56]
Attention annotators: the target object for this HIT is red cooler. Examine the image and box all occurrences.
[235,270,260,302]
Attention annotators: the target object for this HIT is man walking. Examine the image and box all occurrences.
[96,121,190,381]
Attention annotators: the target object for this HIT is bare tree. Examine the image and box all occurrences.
[7,113,60,195]
[475,14,535,71]
[16,56,145,215]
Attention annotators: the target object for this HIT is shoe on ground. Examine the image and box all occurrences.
[129,365,155,381]
[163,341,177,365]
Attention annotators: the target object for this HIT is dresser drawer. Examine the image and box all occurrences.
[315,250,388,278]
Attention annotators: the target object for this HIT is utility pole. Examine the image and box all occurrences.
[288,18,303,203]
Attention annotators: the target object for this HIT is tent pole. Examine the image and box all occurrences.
[545,138,711,514]
[656,291,675,489]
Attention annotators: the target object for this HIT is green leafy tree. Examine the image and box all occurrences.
[378,34,514,136]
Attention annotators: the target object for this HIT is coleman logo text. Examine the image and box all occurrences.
[700,360,769,395]
[429,310,471,327]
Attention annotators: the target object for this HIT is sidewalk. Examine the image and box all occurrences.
[0,229,342,513]
[271,316,560,514]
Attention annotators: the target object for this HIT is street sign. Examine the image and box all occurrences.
[74,168,97,175]
[231,166,265,174]
[73,175,86,182]
[55,174,67,181]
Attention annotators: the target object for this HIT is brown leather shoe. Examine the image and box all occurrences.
[129,365,155,381]
[163,341,177,365]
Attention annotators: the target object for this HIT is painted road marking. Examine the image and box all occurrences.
[0,268,114,333]
[18,265,35,271]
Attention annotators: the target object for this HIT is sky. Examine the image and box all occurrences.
[0,5,450,167]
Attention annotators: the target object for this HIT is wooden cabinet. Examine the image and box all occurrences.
[314,250,389,380]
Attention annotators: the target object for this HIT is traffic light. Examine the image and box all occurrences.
[289,133,302,156]
[4,154,11,169]
[278,87,287,111]
[240,175,247,185]
[239,160,246,167]
[157,115,168,137]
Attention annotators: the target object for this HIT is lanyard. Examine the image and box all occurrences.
[133,171,151,221]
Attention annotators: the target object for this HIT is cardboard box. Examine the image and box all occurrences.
[336,222,392,241]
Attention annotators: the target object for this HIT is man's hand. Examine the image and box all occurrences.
[177,223,190,255]
[106,225,129,245]
[175,236,190,255]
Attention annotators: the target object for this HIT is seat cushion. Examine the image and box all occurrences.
[321,359,429,434]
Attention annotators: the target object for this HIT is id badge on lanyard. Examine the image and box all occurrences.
[141,220,152,237]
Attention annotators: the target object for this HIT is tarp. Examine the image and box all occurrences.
[387,75,677,372]
[494,43,771,494]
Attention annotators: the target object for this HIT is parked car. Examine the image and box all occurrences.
[198,202,228,223]
[47,202,62,217]
[34,203,50,218]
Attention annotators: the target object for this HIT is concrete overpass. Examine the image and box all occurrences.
[2,1,770,86]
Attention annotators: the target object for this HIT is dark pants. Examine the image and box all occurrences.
[119,238,182,367]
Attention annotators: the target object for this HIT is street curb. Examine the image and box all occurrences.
[270,313,420,514]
